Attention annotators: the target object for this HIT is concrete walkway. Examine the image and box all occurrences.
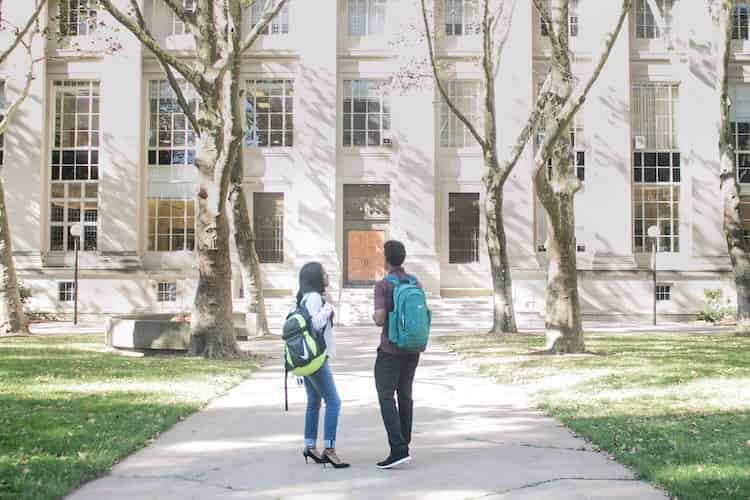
[68,327,668,500]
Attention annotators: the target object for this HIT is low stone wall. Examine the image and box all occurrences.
[105,314,190,351]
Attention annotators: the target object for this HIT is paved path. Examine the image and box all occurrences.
[68,328,668,500]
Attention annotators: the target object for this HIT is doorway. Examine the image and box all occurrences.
[343,184,390,286]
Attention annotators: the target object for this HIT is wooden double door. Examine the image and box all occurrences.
[343,184,390,286]
[346,228,386,286]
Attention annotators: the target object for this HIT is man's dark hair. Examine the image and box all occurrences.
[384,240,406,267]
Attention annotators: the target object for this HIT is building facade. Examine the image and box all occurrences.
[1,0,748,320]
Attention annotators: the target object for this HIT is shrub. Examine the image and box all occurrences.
[18,282,32,306]
[696,289,734,323]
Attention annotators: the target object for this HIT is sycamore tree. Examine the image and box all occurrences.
[531,0,631,353]
[99,0,288,356]
[419,0,630,347]
[0,1,47,336]
[714,0,750,334]
[418,0,530,334]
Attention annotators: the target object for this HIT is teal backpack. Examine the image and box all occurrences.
[386,274,431,352]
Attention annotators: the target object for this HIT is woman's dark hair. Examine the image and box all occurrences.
[384,240,406,267]
[296,261,326,305]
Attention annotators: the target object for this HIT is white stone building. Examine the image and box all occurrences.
[2,0,749,321]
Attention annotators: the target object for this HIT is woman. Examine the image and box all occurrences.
[297,262,349,469]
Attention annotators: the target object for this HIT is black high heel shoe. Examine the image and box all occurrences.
[303,448,325,464]
[322,449,350,469]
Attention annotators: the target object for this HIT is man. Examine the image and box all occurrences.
[372,240,424,469]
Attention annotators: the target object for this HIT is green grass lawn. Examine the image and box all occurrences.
[0,334,256,500]
[441,332,750,500]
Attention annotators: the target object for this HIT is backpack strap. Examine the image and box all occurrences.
[386,273,414,286]
[385,275,400,286]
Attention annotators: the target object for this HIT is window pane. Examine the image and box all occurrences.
[449,193,480,263]
[254,193,284,263]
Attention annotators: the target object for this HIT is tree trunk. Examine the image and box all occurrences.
[228,45,270,338]
[721,152,750,334]
[717,0,750,334]
[189,89,241,357]
[190,183,239,356]
[0,176,28,336]
[484,164,518,334]
[532,0,586,353]
[536,165,584,352]
[229,170,270,337]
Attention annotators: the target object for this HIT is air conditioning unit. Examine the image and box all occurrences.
[634,135,646,150]
[382,131,393,146]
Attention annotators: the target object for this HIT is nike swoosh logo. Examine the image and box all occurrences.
[300,342,309,361]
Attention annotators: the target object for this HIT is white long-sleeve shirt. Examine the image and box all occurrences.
[302,292,336,359]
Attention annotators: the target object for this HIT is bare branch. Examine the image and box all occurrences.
[0,0,47,67]
[533,0,632,172]
[491,0,517,77]
[497,88,552,182]
[127,0,200,134]
[238,0,290,56]
[99,0,207,89]
[419,0,487,150]
[0,30,42,137]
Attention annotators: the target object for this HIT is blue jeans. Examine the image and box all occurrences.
[304,359,341,449]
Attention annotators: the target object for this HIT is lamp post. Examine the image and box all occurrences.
[70,223,82,326]
[647,225,661,326]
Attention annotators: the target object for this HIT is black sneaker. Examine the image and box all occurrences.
[376,452,412,469]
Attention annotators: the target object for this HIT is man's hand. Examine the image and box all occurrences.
[373,309,386,327]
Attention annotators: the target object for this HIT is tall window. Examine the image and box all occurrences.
[343,80,390,147]
[635,0,672,40]
[740,198,750,245]
[172,0,196,35]
[59,0,99,37]
[729,84,750,183]
[440,80,481,148]
[449,193,480,264]
[348,0,386,36]
[246,80,294,147]
[536,114,586,182]
[50,81,100,252]
[539,0,579,37]
[632,84,680,253]
[251,0,289,34]
[254,193,284,263]
[147,80,196,252]
[734,2,750,40]
[445,0,480,36]
[148,198,195,252]
[148,80,196,178]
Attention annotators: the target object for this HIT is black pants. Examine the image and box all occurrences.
[374,350,420,456]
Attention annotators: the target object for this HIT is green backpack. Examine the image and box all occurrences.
[386,274,431,352]
[282,299,327,377]
[282,298,327,411]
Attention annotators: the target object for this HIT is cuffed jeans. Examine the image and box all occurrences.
[374,350,420,456]
[303,359,341,449]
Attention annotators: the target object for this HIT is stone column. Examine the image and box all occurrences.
[294,0,339,287]
[2,0,49,270]
[97,1,144,262]
[587,2,634,268]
